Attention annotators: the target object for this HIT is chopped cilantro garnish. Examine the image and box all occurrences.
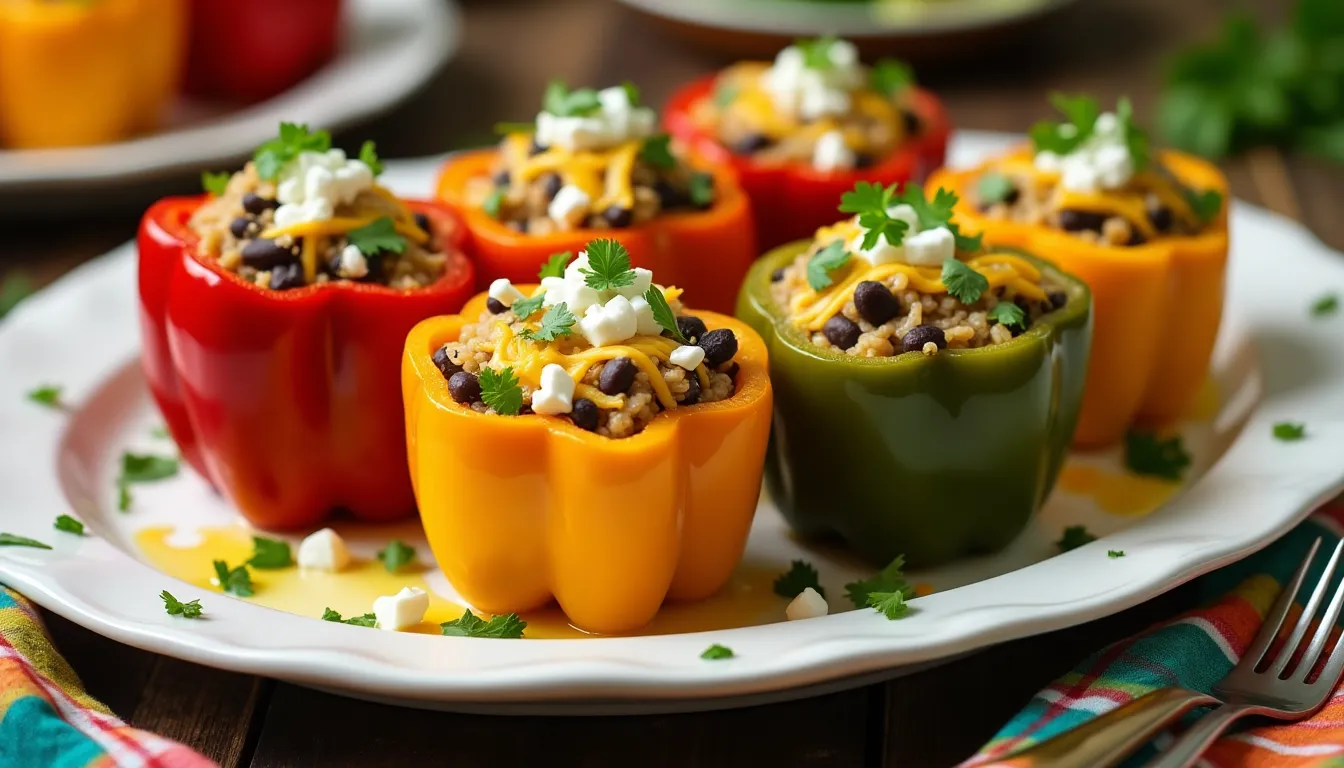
[977,172,1015,206]
[870,59,914,97]
[688,172,715,207]
[839,181,908,251]
[0,533,51,550]
[0,274,32,320]
[579,239,636,291]
[1311,293,1339,317]
[1184,188,1223,224]
[322,608,376,627]
[805,241,851,291]
[201,171,230,196]
[213,560,254,597]
[358,140,384,176]
[773,560,824,599]
[248,536,293,569]
[1107,550,1126,558]
[987,302,1026,330]
[713,83,739,108]
[479,367,524,416]
[482,187,505,219]
[509,293,547,321]
[26,385,62,409]
[347,217,407,256]
[117,483,131,512]
[440,609,527,638]
[1031,93,1149,171]
[493,121,536,136]
[517,302,576,342]
[1273,422,1307,441]
[643,287,689,344]
[1056,526,1096,552]
[161,591,203,618]
[1124,430,1191,481]
[376,540,416,573]
[538,251,572,280]
[941,259,989,304]
[641,134,676,170]
[867,590,910,620]
[700,643,735,660]
[543,80,603,118]
[1115,97,1150,171]
[621,80,641,107]
[844,555,912,609]
[797,36,838,70]
[898,184,982,251]
[253,122,332,180]
[54,515,84,535]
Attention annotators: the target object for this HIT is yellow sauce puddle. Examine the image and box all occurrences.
[1058,464,1179,516]
[136,526,790,638]
[1187,377,1221,423]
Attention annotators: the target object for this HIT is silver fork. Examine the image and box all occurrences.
[1149,536,1344,768]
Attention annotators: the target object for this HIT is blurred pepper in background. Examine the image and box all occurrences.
[183,0,343,104]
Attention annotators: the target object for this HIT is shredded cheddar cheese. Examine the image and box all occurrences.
[258,184,430,247]
[510,139,641,212]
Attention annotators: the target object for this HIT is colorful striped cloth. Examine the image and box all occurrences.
[970,502,1344,767]
[0,586,212,768]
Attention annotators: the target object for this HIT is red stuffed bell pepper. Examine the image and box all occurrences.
[665,37,950,251]
[183,0,343,103]
[139,124,475,529]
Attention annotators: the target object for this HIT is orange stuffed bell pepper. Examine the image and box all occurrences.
[435,80,756,315]
[929,94,1228,447]
[0,0,185,148]
[402,239,772,633]
[664,37,950,251]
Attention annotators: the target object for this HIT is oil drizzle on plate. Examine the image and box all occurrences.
[1058,464,1177,517]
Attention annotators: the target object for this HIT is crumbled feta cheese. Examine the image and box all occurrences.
[885,204,921,233]
[297,527,350,571]
[531,363,575,415]
[542,253,659,339]
[548,184,591,229]
[1034,111,1136,193]
[613,267,653,300]
[799,82,852,122]
[372,586,428,631]
[785,587,829,621]
[337,245,368,279]
[579,295,639,347]
[629,295,662,336]
[533,85,657,153]
[812,130,855,173]
[488,278,526,307]
[761,38,865,120]
[902,227,956,267]
[273,198,334,230]
[669,344,706,370]
[851,203,955,267]
[273,149,375,228]
[541,274,601,315]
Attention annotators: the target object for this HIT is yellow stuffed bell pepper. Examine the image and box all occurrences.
[0,0,185,148]
[403,285,773,634]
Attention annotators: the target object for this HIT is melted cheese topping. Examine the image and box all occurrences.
[996,161,1202,236]
[506,134,640,213]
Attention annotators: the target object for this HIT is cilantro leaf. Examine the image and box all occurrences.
[580,239,636,291]
[1056,525,1096,552]
[538,251,572,280]
[1311,293,1339,317]
[977,172,1016,206]
[201,171,230,196]
[479,367,524,416]
[797,36,837,70]
[621,80,642,107]
[254,122,332,180]
[700,643,735,660]
[844,555,912,609]
[509,293,547,321]
[120,452,179,485]
[0,274,32,320]
[1124,430,1192,481]
[543,80,603,117]
[941,259,989,304]
[897,184,982,252]
[688,172,715,207]
[1115,97,1151,171]
[805,241,851,291]
[358,140,384,176]
[641,134,676,170]
[213,560,254,597]
[440,609,527,638]
[838,181,895,217]
[713,83,739,108]
[643,287,690,344]
[161,591,203,619]
[482,188,505,219]
[26,384,63,409]
[867,590,910,620]
[0,533,52,549]
[248,536,293,569]
[347,217,407,256]
[322,608,376,627]
[517,302,576,342]
[1273,421,1307,441]
[1031,93,1101,157]
[54,515,84,535]
[493,121,536,136]
[376,540,416,573]
[773,560,824,599]
[871,59,915,97]
[1185,188,1224,223]
[1108,550,1126,558]
[987,302,1026,329]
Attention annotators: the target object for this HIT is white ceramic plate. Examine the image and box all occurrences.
[2,132,1343,715]
[0,0,456,190]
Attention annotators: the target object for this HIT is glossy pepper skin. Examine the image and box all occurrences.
[664,77,950,251]
[0,0,185,148]
[929,150,1229,447]
[183,0,342,104]
[403,290,773,634]
[737,243,1092,568]
[138,196,475,530]
[435,151,757,315]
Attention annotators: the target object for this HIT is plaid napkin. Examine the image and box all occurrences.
[969,501,1344,767]
[0,586,213,768]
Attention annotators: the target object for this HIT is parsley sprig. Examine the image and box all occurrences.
[1185,189,1225,224]
[358,140,384,176]
[797,36,838,70]
[1124,430,1192,481]
[844,555,913,610]
[201,171,230,196]
[322,608,376,627]
[248,536,293,569]
[116,452,179,512]
[54,515,84,535]
[1056,526,1096,553]
[643,287,689,344]
[27,385,63,409]
[1311,293,1339,317]
[377,540,416,573]
[0,275,31,320]
[641,134,676,170]
[701,644,735,660]
[580,239,637,291]
[440,609,527,638]
[517,303,576,342]
[254,122,332,180]
[161,591,203,618]
[348,217,407,257]
[509,293,547,321]
[839,182,910,251]
[870,59,914,97]
[1273,422,1307,441]
[987,302,1026,330]
[941,259,989,304]
[543,80,603,117]
[867,590,910,620]
[213,560,254,597]
[479,367,524,416]
[773,560,824,599]
[1030,94,1149,172]
[805,241,850,291]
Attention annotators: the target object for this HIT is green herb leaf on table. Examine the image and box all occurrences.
[1124,430,1192,481]
[1108,550,1126,558]
[0,274,32,320]
[0,533,51,550]
[358,140,384,176]
[987,302,1026,330]
[517,302,576,342]
[201,171,230,196]
[493,121,536,136]
[509,293,547,321]
[117,483,132,512]
[689,172,715,207]
[54,515,84,535]
[440,609,527,638]
[844,555,913,609]
[212,560,254,597]
[248,536,293,569]
[580,239,636,291]
[871,59,915,97]
[161,591,203,619]
[543,80,603,118]
[538,251,572,280]
[1184,189,1224,224]
[1056,525,1096,552]
[120,452,178,484]
[641,134,676,170]
[713,83,739,109]
[254,122,332,180]
[700,643,735,660]
[1273,422,1307,441]
[977,172,1015,206]
[805,241,851,291]
[26,385,62,409]
[867,590,910,620]
[479,367,524,416]
[941,259,989,304]
[1311,293,1339,317]
[798,36,838,70]
[643,287,689,344]
[377,540,416,573]
[348,217,407,256]
[773,560,825,599]
[322,608,376,627]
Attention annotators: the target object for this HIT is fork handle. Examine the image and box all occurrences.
[1147,703,1268,768]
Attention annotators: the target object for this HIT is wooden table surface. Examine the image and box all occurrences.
[7,0,1335,765]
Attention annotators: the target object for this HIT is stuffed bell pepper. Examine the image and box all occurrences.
[929,94,1228,447]
[666,37,949,250]
[737,182,1092,568]
[403,239,772,633]
[140,122,475,530]
[435,81,755,315]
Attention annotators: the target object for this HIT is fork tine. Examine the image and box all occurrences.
[1271,538,1342,678]
[1244,537,1321,670]
[1309,613,1344,693]
[1297,542,1344,681]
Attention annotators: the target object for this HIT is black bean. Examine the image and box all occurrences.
[241,193,277,215]
[602,206,633,228]
[448,371,481,404]
[901,109,922,135]
[229,217,255,239]
[1128,228,1147,247]
[771,267,786,283]
[653,179,686,210]
[268,262,305,291]
[486,297,508,314]
[1148,202,1173,233]
[491,170,511,186]
[414,212,431,232]
[732,133,772,155]
[853,281,901,326]
[1048,290,1068,310]
[240,238,297,270]
[1009,297,1033,336]
[678,373,702,406]
[598,357,637,395]
[570,398,599,431]
[676,315,708,344]
[1058,209,1107,233]
[823,315,861,350]
[901,325,947,354]
[698,328,738,366]
[432,347,462,380]
[541,173,562,200]
[529,137,547,155]
[854,152,876,169]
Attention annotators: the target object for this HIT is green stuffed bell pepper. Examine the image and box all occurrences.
[736,182,1092,568]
